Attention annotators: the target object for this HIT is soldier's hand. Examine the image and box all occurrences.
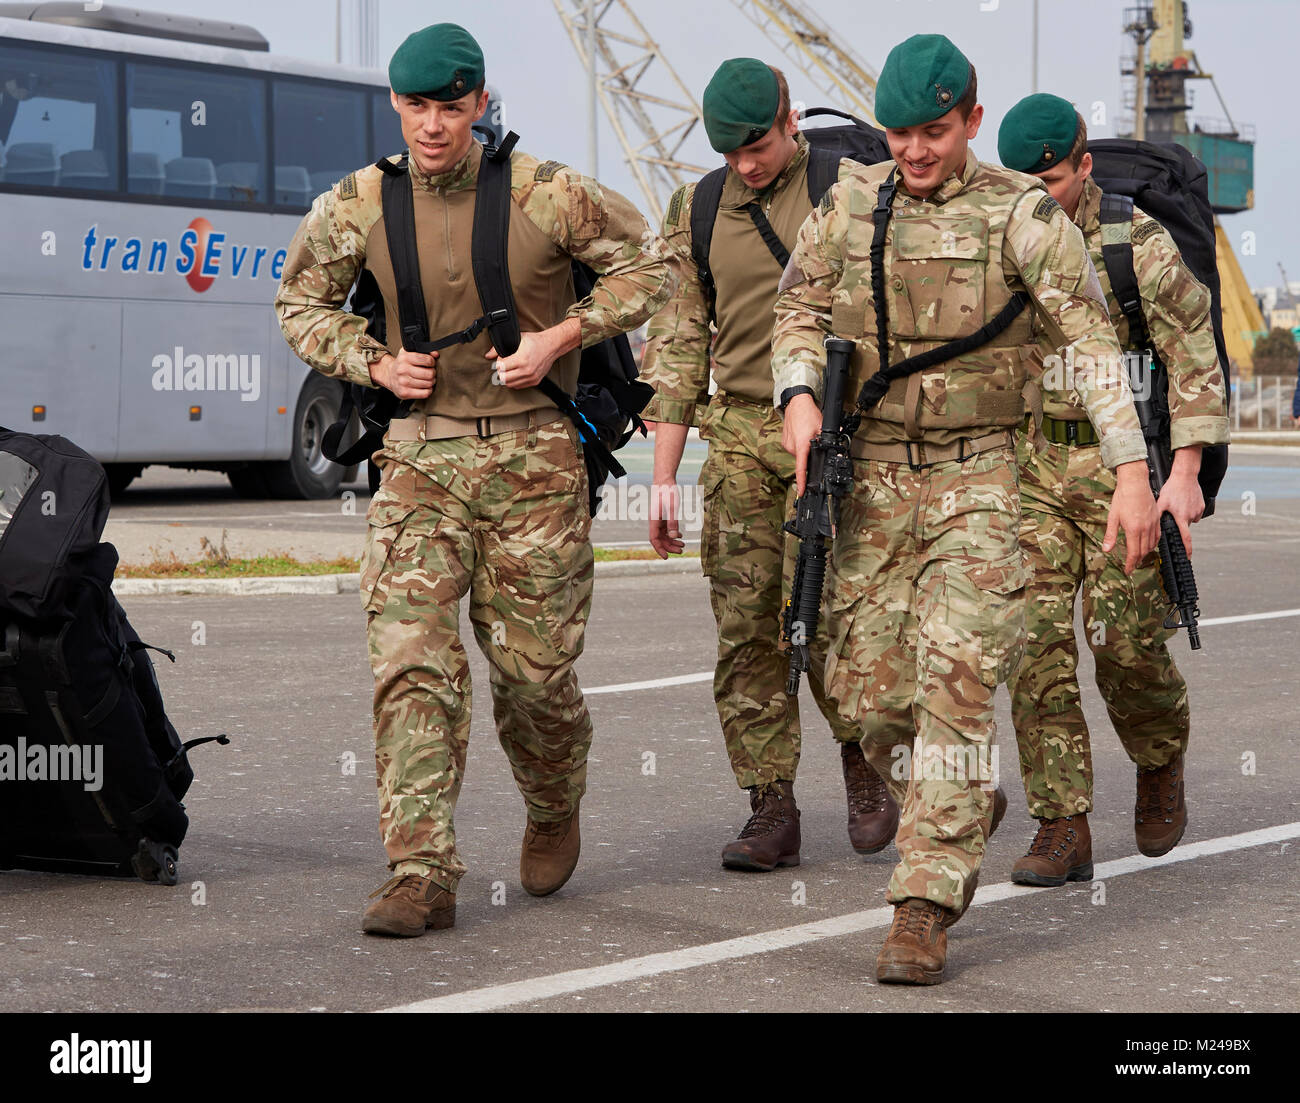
[782,393,822,495]
[487,319,582,389]
[370,349,437,399]
[649,482,684,558]
[1155,469,1205,557]
[1104,461,1160,574]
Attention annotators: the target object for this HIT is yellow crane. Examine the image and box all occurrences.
[1122,0,1265,376]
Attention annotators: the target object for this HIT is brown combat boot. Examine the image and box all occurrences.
[1135,755,1187,857]
[941,785,1008,928]
[520,807,581,896]
[876,898,951,985]
[1011,814,1094,887]
[361,874,455,937]
[841,741,900,854]
[720,780,801,871]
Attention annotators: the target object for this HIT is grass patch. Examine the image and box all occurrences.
[117,554,360,579]
[118,545,698,577]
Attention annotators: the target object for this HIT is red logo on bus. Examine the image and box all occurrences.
[185,218,216,293]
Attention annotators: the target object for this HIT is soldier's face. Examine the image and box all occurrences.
[885,104,983,197]
[722,110,800,191]
[390,88,490,175]
[1035,151,1093,220]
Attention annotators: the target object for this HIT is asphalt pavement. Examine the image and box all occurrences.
[1,446,1297,1014]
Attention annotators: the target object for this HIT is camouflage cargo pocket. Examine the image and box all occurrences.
[890,215,989,341]
[360,496,418,616]
[482,525,592,658]
[698,453,725,579]
[970,550,1029,688]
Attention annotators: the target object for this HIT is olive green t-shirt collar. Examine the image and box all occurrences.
[408,138,482,193]
[898,148,978,204]
[721,132,809,208]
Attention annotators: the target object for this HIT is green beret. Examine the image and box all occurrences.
[997,93,1079,173]
[388,23,484,100]
[702,58,779,153]
[874,34,971,128]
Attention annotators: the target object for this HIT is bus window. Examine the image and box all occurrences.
[125,61,266,204]
[0,43,118,192]
[274,80,366,210]
[371,91,403,161]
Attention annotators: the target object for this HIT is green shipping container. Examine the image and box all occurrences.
[1175,133,1254,213]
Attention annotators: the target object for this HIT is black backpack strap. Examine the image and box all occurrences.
[1098,193,1154,352]
[743,202,791,268]
[380,154,433,354]
[805,144,842,206]
[690,167,727,324]
[850,168,1030,419]
[472,132,522,357]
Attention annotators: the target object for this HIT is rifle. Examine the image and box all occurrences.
[1126,351,1202,649]
[782,336,857,694]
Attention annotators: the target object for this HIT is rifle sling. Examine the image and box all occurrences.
[850,168,1030,420]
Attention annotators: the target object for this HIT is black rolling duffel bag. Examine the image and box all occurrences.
[0,428,226,883]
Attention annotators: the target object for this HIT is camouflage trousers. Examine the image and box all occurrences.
[825,445,1026,914]
[1008,434,1190,819]
[697,395,860,790]
[360,415,595,893]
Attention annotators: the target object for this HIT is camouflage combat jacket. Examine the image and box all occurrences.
[772,151,1147,470]
[1036,177,1229,452]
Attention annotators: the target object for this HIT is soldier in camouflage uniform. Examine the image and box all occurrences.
[773,35,1160,984]
[997,95,1230,885]
[275,23,675,936]
[642,59,898,871]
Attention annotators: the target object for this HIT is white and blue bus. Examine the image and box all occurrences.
[0,3,499,497]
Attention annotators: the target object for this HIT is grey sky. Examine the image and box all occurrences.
[81,0,1295,287]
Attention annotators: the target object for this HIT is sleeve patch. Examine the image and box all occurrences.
[1132,219,1163,245]
[1032,194,1061,222]
[667,186,685,228]
[819,187,836,215]
[535,160,566,183]
[339,173,357,200]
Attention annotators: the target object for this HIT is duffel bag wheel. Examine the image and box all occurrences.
[160,847,179,886]
[132,838,180,885]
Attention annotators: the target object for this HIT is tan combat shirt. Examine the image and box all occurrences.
[276,141,676,420]
[640,134,856,424]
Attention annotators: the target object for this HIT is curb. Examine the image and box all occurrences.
[111,556,700,596]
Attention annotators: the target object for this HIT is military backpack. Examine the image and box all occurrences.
[689,107,892,322]
[1087,138,1230,514]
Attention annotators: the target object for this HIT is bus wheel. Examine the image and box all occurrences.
[104,463,144,498]
[262,376,345,499]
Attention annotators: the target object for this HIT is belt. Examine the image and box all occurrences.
[712,389,772,410]
[851,429,1016,469]
[1040,414,1099,447]
[387,408,565,442]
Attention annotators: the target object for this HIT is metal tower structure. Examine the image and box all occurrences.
[728,0,878,122]
[552,0,711,224]
[554,0,880,221]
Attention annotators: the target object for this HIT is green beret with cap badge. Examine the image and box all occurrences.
[702,58,780,153]
[874,34,972,129]
[388,22,484,100]
[997,92,1080,174]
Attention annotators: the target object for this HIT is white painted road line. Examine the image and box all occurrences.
[584,671,713,695]
[1199,607,1300,627]
[582,606,1300,697]
[380,821,1300,1014]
